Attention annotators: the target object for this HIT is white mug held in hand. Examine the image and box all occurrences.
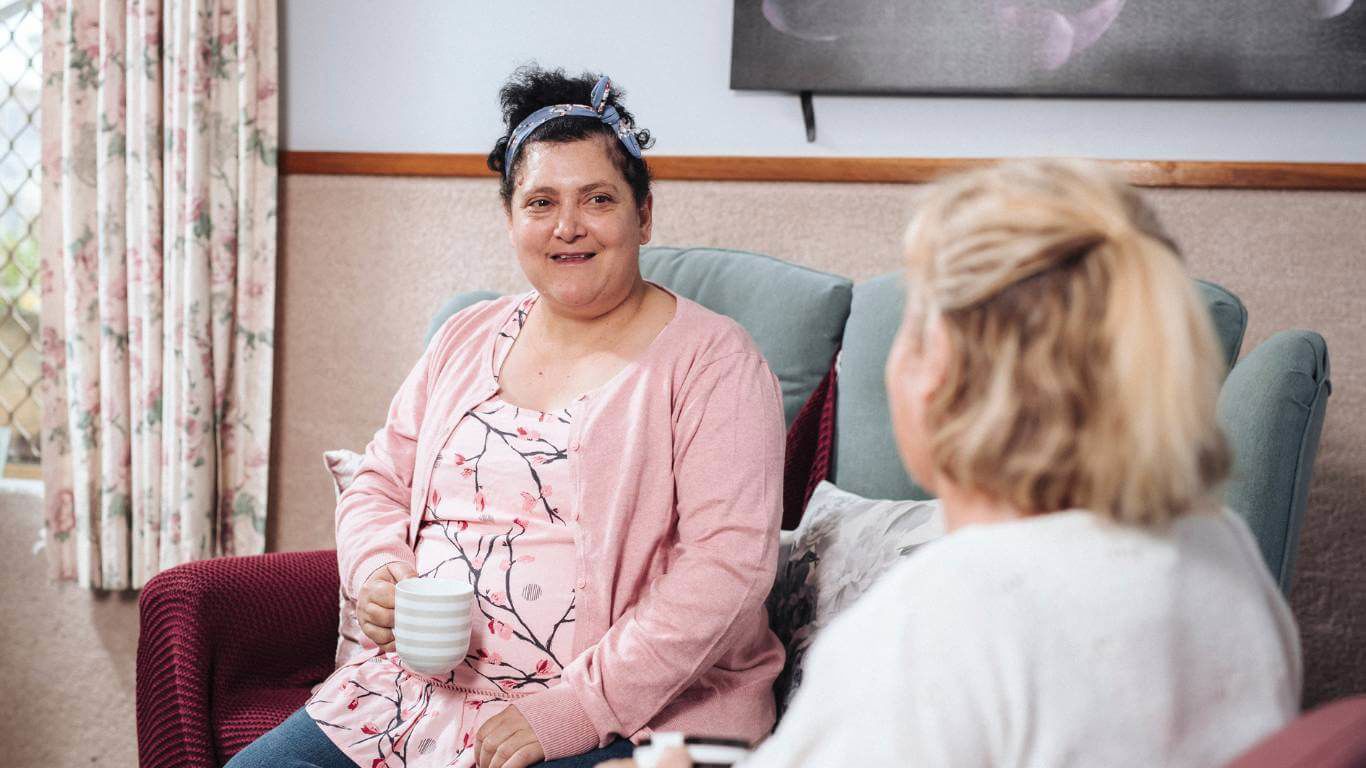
[393,577,475,675]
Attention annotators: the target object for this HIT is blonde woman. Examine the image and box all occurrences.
[609,159,1301,768]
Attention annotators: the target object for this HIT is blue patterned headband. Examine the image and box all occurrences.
[502,76,643,174]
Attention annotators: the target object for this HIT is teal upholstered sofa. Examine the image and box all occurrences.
[432,246,1332,593]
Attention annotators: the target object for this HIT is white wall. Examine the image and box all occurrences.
[282,1,1366,162]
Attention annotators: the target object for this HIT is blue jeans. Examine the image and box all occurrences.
[224,707,636,767]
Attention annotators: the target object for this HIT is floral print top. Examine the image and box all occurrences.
[306,294,581,767]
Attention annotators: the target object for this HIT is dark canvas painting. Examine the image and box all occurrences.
[732,0,1366,97]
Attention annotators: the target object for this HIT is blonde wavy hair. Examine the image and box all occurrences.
[899,159,1230,526]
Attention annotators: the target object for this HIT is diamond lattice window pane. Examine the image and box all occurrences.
[0,0,42,468]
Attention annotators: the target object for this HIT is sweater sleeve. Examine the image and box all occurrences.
[515,351,787,758]
[742,558,1000,767]
[335,318,455,600]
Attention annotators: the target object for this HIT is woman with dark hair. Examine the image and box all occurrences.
[226,67,786,768]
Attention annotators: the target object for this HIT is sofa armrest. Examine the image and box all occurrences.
[1225,695,1366,767]
[136,550,341,767]
[1217,330,1331,593]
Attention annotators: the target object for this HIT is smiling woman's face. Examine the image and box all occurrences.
[506,136,653,318]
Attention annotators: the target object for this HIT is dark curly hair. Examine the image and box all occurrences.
[487,65,654,209]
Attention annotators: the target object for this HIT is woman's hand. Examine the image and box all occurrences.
[598,748,693,768]
[475,705,544,768]
[357,561,417,652]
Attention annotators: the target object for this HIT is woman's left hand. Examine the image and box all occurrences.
[475,705,544,768]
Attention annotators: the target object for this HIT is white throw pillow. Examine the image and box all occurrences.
[323,448,364,498]
[322,448,373,669]
[767,480,945,713]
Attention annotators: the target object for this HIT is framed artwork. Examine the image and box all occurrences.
[732,0,1366,98]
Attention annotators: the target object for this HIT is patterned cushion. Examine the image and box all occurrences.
[322,449,370,669]
[767,480,945,713]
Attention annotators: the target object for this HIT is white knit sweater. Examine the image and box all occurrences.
[746,509,1301,767]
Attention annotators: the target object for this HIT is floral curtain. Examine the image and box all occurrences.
[39,0,278,589]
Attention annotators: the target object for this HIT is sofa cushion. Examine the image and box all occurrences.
[833,272,1251,503]
[767,480,944,713]
[641,247,853,427]
[426,290,504,345]
[832,272,927,501]
[1197,280,1248,375]
[1218,330,1330,592]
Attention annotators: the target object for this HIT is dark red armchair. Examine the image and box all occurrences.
[136,549,343,767]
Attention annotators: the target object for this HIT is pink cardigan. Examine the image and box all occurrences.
[335,290,787,758]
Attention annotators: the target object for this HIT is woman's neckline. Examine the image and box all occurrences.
[490,282,683,412]
[481,391,578,420]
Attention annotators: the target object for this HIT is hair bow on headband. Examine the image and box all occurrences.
[503,76,643,172]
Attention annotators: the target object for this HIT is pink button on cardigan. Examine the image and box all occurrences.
[335,290,787,758]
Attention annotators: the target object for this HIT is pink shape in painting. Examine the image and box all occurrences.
[1305,0,1355,18]
[995,0,1127,70]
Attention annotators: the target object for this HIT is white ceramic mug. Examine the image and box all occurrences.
[393,577,475,675]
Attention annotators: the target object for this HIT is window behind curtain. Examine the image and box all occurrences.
[0,0,41,476]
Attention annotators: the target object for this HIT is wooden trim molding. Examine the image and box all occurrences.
[281,151,1366,190]
[283,152,493,178]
